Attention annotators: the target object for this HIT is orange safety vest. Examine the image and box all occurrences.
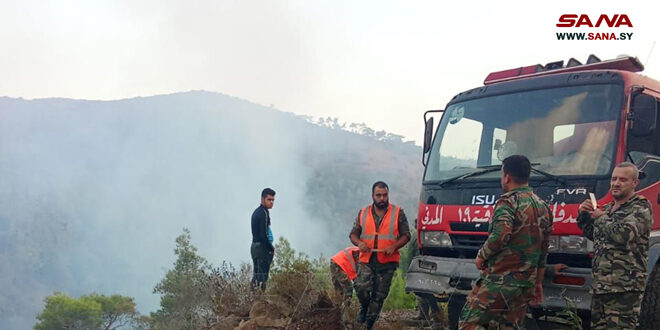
[358,204,401,264]
[330,246,360,280]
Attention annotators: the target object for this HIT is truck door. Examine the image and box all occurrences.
[626,93,660,227]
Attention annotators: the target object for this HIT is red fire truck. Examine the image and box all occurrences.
[405,55,660,328]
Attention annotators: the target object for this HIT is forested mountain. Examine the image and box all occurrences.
[0,91,422,328]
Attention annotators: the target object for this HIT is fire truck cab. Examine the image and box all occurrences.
[405,55,660,328]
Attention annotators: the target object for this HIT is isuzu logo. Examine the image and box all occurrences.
[471,194,497,205]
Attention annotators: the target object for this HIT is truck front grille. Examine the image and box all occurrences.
[450,222,489,232]
[451,235,487,248]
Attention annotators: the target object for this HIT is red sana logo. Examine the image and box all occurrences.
[556,14,633,28]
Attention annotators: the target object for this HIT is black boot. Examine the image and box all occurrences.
[365,319,376,330]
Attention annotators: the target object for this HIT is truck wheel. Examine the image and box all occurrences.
[639,265,660,328]
[447,294,466,330]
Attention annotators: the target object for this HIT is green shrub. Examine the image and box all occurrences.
[556,289,582,329]
[399,228,418,273]
[383,269,417,311]
[203,262,255,318]
[265,237,335,320]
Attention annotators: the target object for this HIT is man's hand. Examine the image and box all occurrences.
[475,255,486,270]
[531,280,543,306]
[554,263,568,274]
[269,249,275,256]
[578,199,594,213]
[530,267,546,306]
[531,265,567,306]
[579,199,604,219]
[384,245,396,255]
[591,208,605,219]
[357,241,370,253]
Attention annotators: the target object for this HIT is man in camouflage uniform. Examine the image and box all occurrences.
[578,162,653,329]
[330,246,360,309]
[459,155,553,330]
[350,181,411,330]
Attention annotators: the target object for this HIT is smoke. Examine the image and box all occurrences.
[0,91,333,328]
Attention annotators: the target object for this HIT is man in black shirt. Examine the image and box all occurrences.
[251,188,276,291]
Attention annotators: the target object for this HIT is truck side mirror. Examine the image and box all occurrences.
[629,94,658,137]
[422,110,444,166]
[423,117,434,153]
[635,156,659,190]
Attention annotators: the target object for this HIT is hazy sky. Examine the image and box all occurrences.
[1,0,659,142]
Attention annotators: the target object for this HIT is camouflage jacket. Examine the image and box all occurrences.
[577,194,653,294]
[477,186,553,287]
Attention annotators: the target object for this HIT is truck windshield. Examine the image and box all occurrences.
[425,84,622,182]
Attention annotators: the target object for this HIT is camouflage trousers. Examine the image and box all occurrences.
[354,263,395,323]
[331,261,354,305]
[591,292,643,330]
[459,279,533,330]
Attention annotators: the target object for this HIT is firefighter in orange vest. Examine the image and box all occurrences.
[349,181,411,330]
[330,246,360,308]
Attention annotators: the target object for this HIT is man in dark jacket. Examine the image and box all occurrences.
[251,188,276,291]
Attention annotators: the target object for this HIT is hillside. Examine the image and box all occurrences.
[0,91,422,328]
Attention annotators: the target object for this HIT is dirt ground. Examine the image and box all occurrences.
[287,308,435,330]
[282,308,423,330]
[286,308,344,330]
[285,308,575,330]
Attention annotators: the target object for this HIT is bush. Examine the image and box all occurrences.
[152,229,261,329]
[202,262,255,318]
[556,289,582,329]
[399,227,418,273]
[309,254,332,294]
[383,269,417,311]
[265,237,334,320]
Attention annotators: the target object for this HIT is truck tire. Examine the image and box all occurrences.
[639,265,660,328]
[447,294,466,330]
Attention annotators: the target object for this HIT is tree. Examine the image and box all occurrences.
[86,293,138,330]
[151,228,213,329]
[35,293,102,330]
[34,292,139,330]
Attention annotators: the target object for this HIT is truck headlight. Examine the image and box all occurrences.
[548,235,592,254]
[559,235,589,253]
[421,231,453,248]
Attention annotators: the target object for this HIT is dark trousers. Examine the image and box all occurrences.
[354,263,396,323]
[251,242,273,290]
